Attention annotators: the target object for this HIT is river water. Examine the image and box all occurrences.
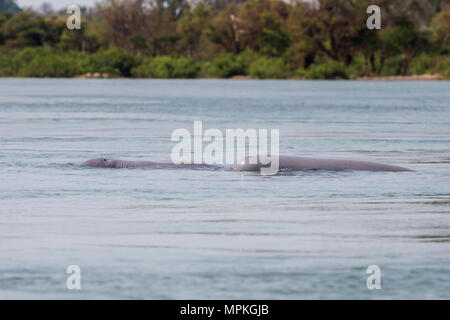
[0,79,449,299]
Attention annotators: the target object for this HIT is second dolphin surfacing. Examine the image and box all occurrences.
[81,155,412,172]
[231,155,412,172]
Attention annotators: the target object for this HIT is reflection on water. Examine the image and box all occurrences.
[0,79,449,299]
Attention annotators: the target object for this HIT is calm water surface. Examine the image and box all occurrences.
[0,79,449,299]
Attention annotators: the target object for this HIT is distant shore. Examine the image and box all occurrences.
[231,74,444,80]
[69,73,446,80]
[356,74,441,81]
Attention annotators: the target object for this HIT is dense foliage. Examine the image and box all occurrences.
[0,0,449,79]
[0,0,19,14]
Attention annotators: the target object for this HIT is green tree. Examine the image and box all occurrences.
[283,2,317,69]
[2,10,46,47]
[249,56,285,78]
[256,13,289,56]
[380,20,428,75]
[177,4,212,57]
[0,0,449,79]
[431,9,450,53]
[132,55,199,78]
[0,0,20,14]
[207,3,241,53]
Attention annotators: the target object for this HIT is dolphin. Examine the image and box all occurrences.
[231,155,412,172]
[81,156,412,172]
[81,158,215,169]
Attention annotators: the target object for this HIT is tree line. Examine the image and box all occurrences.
[0,0,449,79]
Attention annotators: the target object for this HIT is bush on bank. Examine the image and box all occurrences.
[1,47,449,79]
[209,53,246,78]
[0,47,17,76]
[410,54,450,78]
[132,56,199,78]
[303,60,349,80]
[0,1,448,79]
[0,47,137,77]
[249,56,286,79]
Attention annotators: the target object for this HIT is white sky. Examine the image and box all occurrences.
[16,0,98,9]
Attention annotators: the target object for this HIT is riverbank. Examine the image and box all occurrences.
[357,74,442,81]
[65,73,450,80]
[1,47,449,80]
[228,74,446,80]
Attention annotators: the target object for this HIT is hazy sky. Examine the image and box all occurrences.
[17,0,98,9]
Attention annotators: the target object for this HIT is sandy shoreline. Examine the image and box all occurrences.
[231,74,445,80]
[3,73,446,80]
[356,74,441,81]
[208,74,445,80]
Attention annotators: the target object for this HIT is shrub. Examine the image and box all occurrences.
[346,54,365,78]
[410,54,450,77]
[132,56,199,78]
[11,47,83,77]
[410,54,433,75]
[305,60,349,79]
[18,54,81,77]
[171,56,200,78]
[380,55,402,76]
[294,68,306,78]
[198,61,214,77]
[440,57,450,79]
[12,47,51,66]
[87,47,136,76]
[0,48,17,76]
[249,56,286,79]
[236,49,259,74]
[210,53,245,78]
